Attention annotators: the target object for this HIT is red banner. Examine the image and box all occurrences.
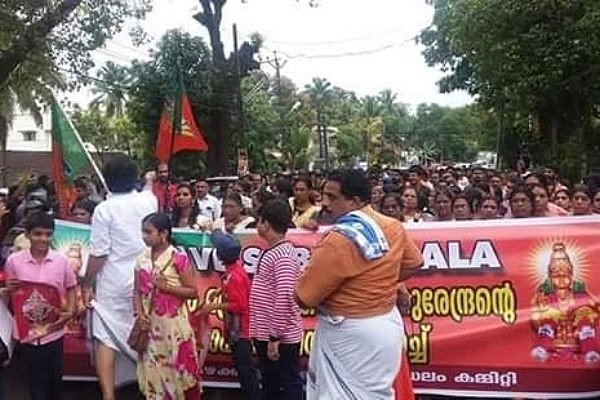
[56,217,600,398]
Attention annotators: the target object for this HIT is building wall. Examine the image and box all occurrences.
[6,106,52,152]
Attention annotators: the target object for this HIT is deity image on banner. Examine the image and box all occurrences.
[65,242,86,277]
[529,241,600,364]
[61,241,88,336]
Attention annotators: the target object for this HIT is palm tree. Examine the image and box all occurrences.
[358,96,384,164]
[378,89,398,115]
[90,61,131,119]
[303,78,333,167]
[286,124,312,171]
[304,77,332,111]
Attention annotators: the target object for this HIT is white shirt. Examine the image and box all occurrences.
[89,190,157,298]
[197,194,221,221]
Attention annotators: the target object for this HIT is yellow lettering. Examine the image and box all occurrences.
[300,329,314,357]
[422,289,434,315]
[204,287,225,321]
[491,281,517,324]
[301,307,316,317]
[433,288,450,316]
[406,323,432,365]
[475,287,491,315]
[410,288,423,322]
[408,283,517,325]
[208,328,231,354]
[452,287,475,322]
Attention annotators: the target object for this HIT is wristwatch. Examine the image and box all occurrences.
[269,335,279,342]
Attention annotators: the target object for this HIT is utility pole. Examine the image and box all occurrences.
[265,51,288,145]
[233,23,248,175]
[321,114,330,171]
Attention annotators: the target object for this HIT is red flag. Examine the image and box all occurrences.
[155,93,208,163]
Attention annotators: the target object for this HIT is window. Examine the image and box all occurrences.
[21,130,37,142]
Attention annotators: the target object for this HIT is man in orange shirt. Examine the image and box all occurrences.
[295,169,423,400]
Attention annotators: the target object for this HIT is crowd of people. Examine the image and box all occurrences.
[0,153,598,400]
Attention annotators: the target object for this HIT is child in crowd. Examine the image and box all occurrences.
[200,230,261,400]
[4,212,77,400]
[134,213,200,400]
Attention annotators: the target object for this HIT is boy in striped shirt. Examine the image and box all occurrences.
[249,199,303,400]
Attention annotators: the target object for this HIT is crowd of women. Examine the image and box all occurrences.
[0,157,598,400]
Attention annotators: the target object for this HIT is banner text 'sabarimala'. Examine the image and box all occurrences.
[52,218,600,398]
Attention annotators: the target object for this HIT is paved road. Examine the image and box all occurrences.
[3,354,243,400]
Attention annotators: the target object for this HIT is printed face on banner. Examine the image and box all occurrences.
[52,219,600,397]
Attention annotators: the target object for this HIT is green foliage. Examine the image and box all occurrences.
[242,73,279,172]
[90,61,132,118]
[420,0,600,175]
[0,0,151,89]
[70,109,144,161]
[126,30,213,176]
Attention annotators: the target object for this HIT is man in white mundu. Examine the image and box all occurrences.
[82,154,157,400]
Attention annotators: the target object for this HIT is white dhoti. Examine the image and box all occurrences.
[89,296,138,386]
[307,307,403,400]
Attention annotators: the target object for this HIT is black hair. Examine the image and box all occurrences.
[252,187,275,208]
[172,183,200,227]
[479,193,500,208]
[451,193,474,214]
[293,176,313,190]
[71,199,98,216]
[529,182,549,196]
[25,212,55,232]
[259,199,292,234]
[571,184,591,199]
[73,177,88,190]
[380,192,402,210]
[524,172,548,188]
[142,212,172,243]
[434,187,455,202]
[408,165,423,176]
[327,169,371,203]
[509,185,535,205]
[275,178,293,199]
[223,193,243,208]
[103,154,138,193]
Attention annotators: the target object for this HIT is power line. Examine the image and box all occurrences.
[268,26,410,47]
[95,48,138,64]
[108,41,151,59]
[264,37,416,61]
[37,62,235,112]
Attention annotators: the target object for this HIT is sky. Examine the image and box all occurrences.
[74,0,473,110]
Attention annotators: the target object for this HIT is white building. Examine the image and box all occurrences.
[5,106,52,152]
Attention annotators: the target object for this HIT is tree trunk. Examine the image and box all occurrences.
[197,0,232,175]
[0,116,7,186]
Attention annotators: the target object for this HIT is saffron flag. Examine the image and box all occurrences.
[155,71,208,163]
[51,100,93,218]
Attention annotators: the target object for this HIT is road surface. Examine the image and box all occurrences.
[3,353,243,400]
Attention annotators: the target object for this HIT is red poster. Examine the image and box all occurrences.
[56,217,600,398]
[11,281,61,343]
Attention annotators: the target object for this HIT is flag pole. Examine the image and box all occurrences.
[52,94,110,195]
[165,61,181,214]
